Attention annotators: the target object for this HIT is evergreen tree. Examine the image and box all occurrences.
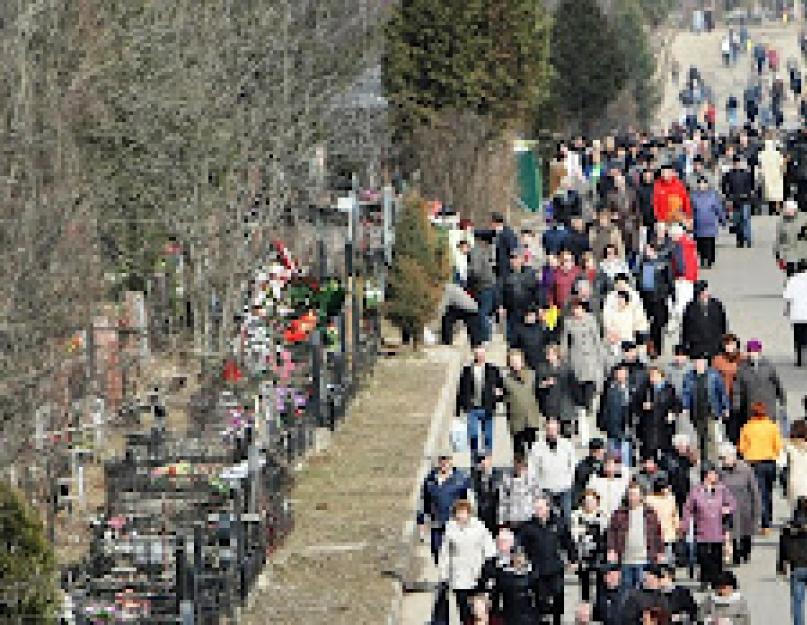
[383,0,551,135]
[0,482,59,622]
[611,0,661,128]
[549,0,626,134]
[384,194,449,347]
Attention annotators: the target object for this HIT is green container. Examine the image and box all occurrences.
[517,149,539,213]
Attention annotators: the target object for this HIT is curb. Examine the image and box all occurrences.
[387,345,464,625]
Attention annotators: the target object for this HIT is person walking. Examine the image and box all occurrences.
[786,420,807,507]
[712,333,747,445]
[467,234,498,343]
[700,571,751,625]
[681,280,728,361]
[528,418,576,524]
[517,495,569,625]
[645,477,680,566]
[437,499,496,625]
[573,438,607,507]
[690,177,725,269]
[498,248,540,345]
[457,346,504,464]
[775,201,806,278]
[759,138,786,216]
[561,298,604,443]
[778,498,807,625]
[739,401,784,534]
[721,154,755,248]
[502,349,542,458]
[598,364,637,468]
[669,223,699,330]
[490,212,518,280]
[785,260,807,368]
[509,304,550,373]
[594,563,627,625]
[680,462,737,591]
[635,366,679,462]
[472,453,505,537]
[682,353,730,464]
[718,443,761,566]
[483,544,538,625]
[634,242,673,357]
[734,339,785,437]
[654,164,692,224]
[571,489,608,602]
[536,344,578,438]
[417,451,473,564]
[497,453,536,532]
[606,482,665,591]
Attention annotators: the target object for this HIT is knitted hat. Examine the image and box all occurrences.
[746,339,763,352]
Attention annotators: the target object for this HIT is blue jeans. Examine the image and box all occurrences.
[476,287,496,342]
[608,437,633,468]
[467,408,493,460]
[622,564,646,591]
[792,567,807,625]
[752,460,776,529]
[734,202,752,245]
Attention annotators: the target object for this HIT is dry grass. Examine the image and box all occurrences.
[241,350,451,625]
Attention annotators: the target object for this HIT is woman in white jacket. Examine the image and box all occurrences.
[438,499,496,623]
[786,419,807,505]
[603,289,649,344]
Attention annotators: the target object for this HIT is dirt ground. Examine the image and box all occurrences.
[240,348,452,625]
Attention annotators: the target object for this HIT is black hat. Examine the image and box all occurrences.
[491,212,505,223]
[673,344,688,356]
[614,272,631,283]
[589,437,606,450]
[600,562,621,574]
[621,340,637,351]
[645,564,664,578]
[694,279,709,293]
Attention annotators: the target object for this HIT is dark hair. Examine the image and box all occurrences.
[791,420,807,441]
[722,332,739,346]
[751,401,768,417]
[714,570,738,590]
[673,344,688,356]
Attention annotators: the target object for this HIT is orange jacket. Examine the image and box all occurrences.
[653,177,692,223]
[738,416,783,462]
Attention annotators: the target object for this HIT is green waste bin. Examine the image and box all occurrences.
[517,149,539,213]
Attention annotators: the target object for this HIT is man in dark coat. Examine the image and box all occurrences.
[498,249,541,346]
[598,364,635,467]
[721,154,755,247]
[681,280,727,359]
[619,565,671,624]
[509,304,550,372]
[472,453,507,536]
[491,211,519,279]
[536,343,579,437]
[634,241,673,356]
[634,366,680,461]
[573,438,607,507]
[658,564,697,623]
[594,563,627,625]
[517,495,569,625]
[457,346,504,463]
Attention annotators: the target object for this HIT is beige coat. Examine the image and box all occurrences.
[503,369,543,435]
[645,493,680,544]
[787,440,807,503]
[758,141,785,203]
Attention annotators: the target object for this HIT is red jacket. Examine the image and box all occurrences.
[672,235,699,282]
[551,266,580,308]
[653,177,691,223]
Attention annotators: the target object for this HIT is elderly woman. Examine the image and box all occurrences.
[438,499,496,624]
[718,443,760,565]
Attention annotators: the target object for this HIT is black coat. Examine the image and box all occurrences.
[498,267,540,320]
[536,360,578,423]
[682,297,727,358]
[634,381,679,458]
[620,588,670,624]
[636,182,656,228]
[664,585,698,622]
[516,515,568,578]
[457,363,503,415]
[494,226,519,279]
[662,450,694,511]
[563,229,591,262]
[598,381,633,441]
[594,585,627,625]
[472,466,506,535]
[487,565,538,625]
[552,189,582,226]
[510,323,550,371]
[722,168,755,202]
[573,455,603,506]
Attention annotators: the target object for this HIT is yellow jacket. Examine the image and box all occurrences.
[738,417,783,462]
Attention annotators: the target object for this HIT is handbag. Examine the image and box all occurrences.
[449,416,469,453]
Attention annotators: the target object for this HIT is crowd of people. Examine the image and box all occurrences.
[422,123,807,624]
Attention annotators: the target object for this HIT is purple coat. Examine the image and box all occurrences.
[691,189,725,238]
[681,483,737,543]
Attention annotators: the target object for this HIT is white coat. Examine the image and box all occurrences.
[438,517,496,590]
[528,436,576,493]
[587,473,630,519]
[758,141,785,203]
[787,441,807,504]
